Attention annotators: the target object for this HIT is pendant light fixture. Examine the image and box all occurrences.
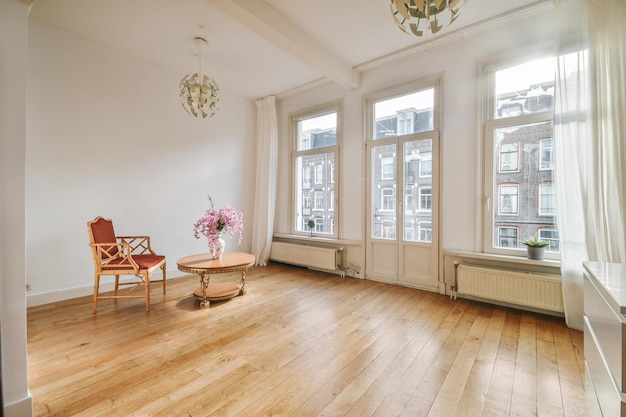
[179,37,220,118]
[390,0,467,37]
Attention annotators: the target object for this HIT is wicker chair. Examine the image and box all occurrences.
[87,216,166,313]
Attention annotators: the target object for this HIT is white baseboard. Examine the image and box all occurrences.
[5,391,33,417]
[26,270,189,308]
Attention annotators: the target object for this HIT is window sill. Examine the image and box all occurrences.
[273,233,361,246]
[442,249,561,269]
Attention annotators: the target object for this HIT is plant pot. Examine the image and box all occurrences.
[526,246,545,260]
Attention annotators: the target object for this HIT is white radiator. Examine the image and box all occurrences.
[270,242,343,272]
[455,264,564,313]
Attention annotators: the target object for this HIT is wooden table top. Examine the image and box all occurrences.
[177,252,255,274]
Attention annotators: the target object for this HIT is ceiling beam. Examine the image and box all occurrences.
[203,0,360,90]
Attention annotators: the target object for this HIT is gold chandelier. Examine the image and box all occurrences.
[390,0,467,37]
[179,37,219,118]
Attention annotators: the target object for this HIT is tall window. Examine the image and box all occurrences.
[483,56,559,256]
[370,86,436,243]
[292,103,340,237]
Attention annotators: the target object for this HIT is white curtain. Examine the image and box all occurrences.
[251,96,278,266]
[586,0,626,263]
[555,0,626,330]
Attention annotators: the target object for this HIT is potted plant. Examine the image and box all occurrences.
[522,236,549,260]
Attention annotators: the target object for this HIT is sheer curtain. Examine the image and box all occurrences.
[586,0,626,263]
[555,0,626,330]
[251,96,278,266]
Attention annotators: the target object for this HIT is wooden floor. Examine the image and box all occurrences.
[27,263,586,417]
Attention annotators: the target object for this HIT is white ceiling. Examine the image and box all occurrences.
[29,0,549,100]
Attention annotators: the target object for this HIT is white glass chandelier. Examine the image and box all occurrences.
[179,37,219,118]
[390,0,467,37]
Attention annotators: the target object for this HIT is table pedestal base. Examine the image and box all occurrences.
[194,270,248,307]
[193,282,242,307]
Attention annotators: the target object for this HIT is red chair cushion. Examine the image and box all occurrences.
[90,218,118,257]
[102,254,164,270]
[133,254,165,269]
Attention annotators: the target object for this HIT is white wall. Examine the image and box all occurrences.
[1,1,32,416]
[275,9,556,261]
[25,19,257,305]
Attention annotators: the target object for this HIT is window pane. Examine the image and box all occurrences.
[373,89,434,139]
[297,113,337,151]
[295,152,335,234]
[404,139,432,242]
[492,121,557,249]
[372,143,396,239]
[495,57,555,119]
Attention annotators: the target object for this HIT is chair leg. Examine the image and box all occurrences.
[114,275,120,295]
[145,273,150,312]
[93,275,100,314]
[162,263,167,294]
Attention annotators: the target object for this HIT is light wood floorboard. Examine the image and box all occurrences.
[27,263,586,417]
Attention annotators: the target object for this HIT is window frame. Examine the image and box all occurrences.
[481,52,559,259]
[290,101,341,238]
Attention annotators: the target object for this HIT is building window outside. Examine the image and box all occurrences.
[498,227,518,247]
[538,183,556,216]
[302,166,311,189]
[398,117,411,135]
[499,184,519,215]
[419,187,432,211]
[540,138,554,170]
[382,156,394,180]
[539,229,560,251]
[405,188,414,214]
[314,191,324,210]
[314,164,323,184]
[419,152,432,177]
[418,221,432,242]
[293,105,339,236]
[499,142,519,172]
[382,187,395,211]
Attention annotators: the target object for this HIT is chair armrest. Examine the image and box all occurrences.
[117,236,156,255]
[91,242,139,272]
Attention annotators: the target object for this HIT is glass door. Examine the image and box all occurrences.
[365,84,440,289]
